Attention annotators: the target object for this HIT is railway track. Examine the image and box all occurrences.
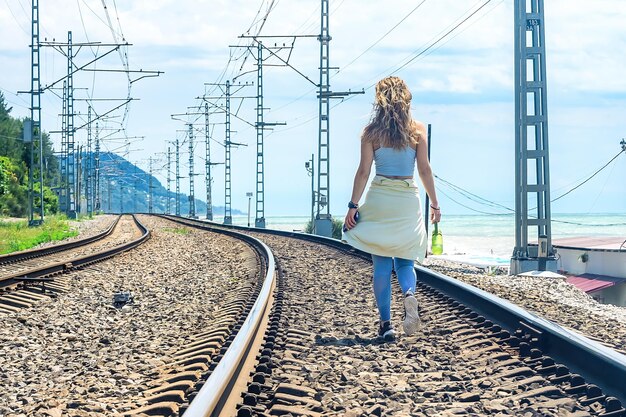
[122,216,274,417]
[0,215,150,314]
[146,215,626,417]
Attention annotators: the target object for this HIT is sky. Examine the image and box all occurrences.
[1,0,625,218]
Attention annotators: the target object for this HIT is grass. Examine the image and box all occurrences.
[0,215,79,255]
[162,227,191,235]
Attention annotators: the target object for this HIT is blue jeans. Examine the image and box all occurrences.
[372,255,416,321]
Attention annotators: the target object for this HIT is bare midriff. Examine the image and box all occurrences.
[379,174,413,180]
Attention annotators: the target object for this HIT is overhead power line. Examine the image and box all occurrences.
[337,0,429,75]
[391,0,494,78]
[434,146,626,226]
[436,174,514,213]
[269,0,497,129]
[550,148,625,204]
[268,0,430,116]
[3,0,29,35]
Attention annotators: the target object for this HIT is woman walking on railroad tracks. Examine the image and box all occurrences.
[342,76,441,341]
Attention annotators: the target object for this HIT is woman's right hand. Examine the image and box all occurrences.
[344,208,359,230]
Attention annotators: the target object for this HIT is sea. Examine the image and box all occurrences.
[210,213,626,267]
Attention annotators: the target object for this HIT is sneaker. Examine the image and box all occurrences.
[378,320,396,341]
[403,291,420,336]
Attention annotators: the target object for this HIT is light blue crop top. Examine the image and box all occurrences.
[374,146,416,177]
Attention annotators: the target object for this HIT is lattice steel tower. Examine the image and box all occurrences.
[175,136,181,216]
[511,0,556,274]
[250,41,286,228]
[167,146,172,215]
[66,31,76,218]
[86,106,93,216]
[202,80,249,225]
[60,81,68,213]
[27,0,44,225]
[255,42,266,228]
[188,124,196,218]
[149,156,154,214]
[315,0,332,236]
[205,103,213,220]
[94,122,101,211]
[224,80,233,225]
[133,165,138,213]
[119,180,124,213]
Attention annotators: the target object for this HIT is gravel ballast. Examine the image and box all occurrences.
[0,216,259,416]
[423,258,626,352]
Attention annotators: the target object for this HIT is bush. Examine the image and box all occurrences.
[303,217,344,240]
[33,182,59,215]
[331,218,343,239]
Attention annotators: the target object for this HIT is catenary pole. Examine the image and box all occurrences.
[205,103,213,220]
[28,0,44,225]
[188,124,196,218]
[511,0,555,274]
[149,157,154,214]
[175,136,181,216]
[166,146,171,215]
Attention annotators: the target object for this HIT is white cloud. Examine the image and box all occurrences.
[1,0,624,215]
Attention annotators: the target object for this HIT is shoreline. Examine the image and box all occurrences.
[229,213,626,256]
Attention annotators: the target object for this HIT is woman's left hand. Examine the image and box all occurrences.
[430,207,441,224]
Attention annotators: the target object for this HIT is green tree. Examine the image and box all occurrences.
[0,93,24,162]
[0,92,60,217]
[0,156,28,217]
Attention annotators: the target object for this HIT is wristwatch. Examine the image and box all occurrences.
[348,201,358,209]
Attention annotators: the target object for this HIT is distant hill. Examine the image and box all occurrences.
[81,152,243,216]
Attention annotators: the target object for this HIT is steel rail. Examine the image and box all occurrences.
[0,215,121,266]
[415,265,626,401]
[155,215,276,417]
[161,215,626,404]
[1,215,150,287]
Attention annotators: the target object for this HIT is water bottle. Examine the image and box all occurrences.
[431,222,443,255]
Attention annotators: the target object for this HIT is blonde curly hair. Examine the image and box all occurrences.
[362,76,419,149]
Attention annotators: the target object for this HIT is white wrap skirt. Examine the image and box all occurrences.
[342,175,427,263]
